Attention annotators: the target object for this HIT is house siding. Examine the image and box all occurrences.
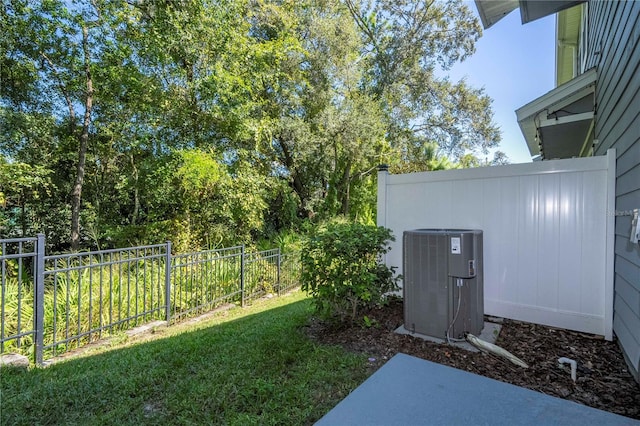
[588,0,640,382]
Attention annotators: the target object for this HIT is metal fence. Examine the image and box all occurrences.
[43,244,168,356]
[171,245,243,321]
[0,235,301,364]
[0,236,44,364]
[279,251,300,295]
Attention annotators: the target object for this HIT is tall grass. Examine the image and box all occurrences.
[171,248,243,320]
[280,251,301,293]
[43,258,167,355]
[0,277,35,355]
[243,249,279,301]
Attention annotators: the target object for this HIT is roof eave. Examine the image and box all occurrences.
[474,0,586,29]
[474,0,519,29]
[516,68,597,157]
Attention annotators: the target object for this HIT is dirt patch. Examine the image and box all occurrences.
[304,298,640,420]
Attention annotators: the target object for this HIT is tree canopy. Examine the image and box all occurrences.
[1,0,503,251]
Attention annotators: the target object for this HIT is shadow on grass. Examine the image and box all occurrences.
[1,293,370,426]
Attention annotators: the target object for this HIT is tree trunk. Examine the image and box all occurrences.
[340,160,352,217]
[276,137,311,217]
[130,153,140,226]
[70,25,94,251]
[20,194,26,237]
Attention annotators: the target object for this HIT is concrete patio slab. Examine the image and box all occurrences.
[316,353,639,426]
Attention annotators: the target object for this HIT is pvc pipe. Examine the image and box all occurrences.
[465,334,529,368]
[558,357,577,382]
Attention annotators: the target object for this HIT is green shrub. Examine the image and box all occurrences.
[300,223,400,323]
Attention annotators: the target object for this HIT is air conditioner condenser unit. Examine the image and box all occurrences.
[403,229,483,340]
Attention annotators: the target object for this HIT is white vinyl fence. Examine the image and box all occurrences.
[378,149,616,339]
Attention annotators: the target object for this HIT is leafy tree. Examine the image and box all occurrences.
[490,150,510,166]
[117,0,254,149]
[0,0,505,250]
[245,0,387,219]
[457,150,510,168]
[389,139,454,174]
[0,158,52,237]
[318,93,387,217]
[344,0,501,160]
[170,149,270,248]
[1,0,128,249]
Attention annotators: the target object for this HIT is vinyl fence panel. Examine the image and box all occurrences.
[378,150,615,339]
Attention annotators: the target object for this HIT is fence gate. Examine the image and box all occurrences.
[0,235,45,364]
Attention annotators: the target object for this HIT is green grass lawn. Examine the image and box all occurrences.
[0,291,371,425]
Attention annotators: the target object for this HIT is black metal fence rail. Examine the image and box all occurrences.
[43,244,168,356]
[171,245,243,322]
[0,236,44,363]
[0,235,301,364]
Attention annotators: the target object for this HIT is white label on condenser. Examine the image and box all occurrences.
[451,237,461,254]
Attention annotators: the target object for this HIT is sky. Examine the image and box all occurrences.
[444,3,557,164]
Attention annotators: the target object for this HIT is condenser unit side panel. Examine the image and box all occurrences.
[449,281,467,339]
[403,233,449,338]
[474,232,484,331]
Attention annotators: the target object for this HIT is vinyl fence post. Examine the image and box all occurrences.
[240,245,245,307]
[34,234,45,366]
[165,241,172,324]
[276,248,281,296]
[377,164,389,267]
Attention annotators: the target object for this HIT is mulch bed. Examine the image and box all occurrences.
[304,297,640,420]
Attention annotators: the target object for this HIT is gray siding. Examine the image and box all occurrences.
[589,0,640,382]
